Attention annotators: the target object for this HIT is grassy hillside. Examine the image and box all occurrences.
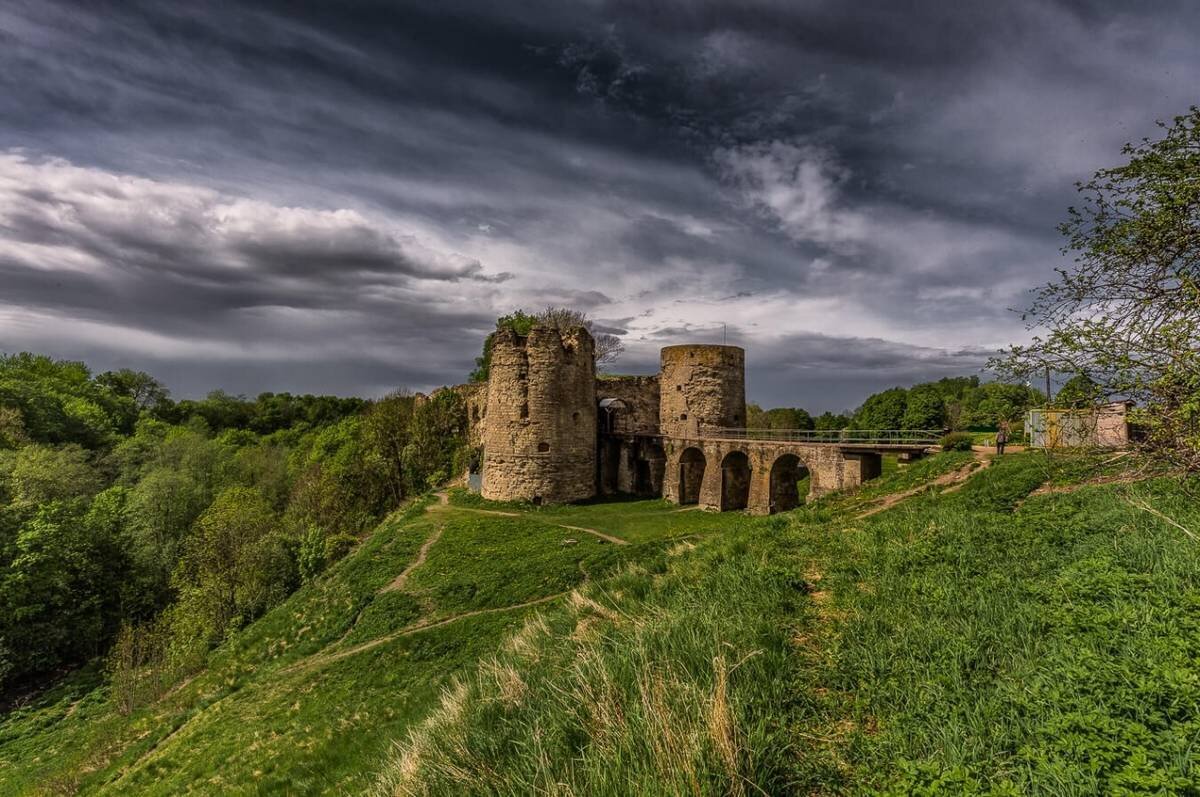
[2,451,1198,794]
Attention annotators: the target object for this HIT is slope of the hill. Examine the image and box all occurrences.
[0,482,759,794]
[2,451,1197,794]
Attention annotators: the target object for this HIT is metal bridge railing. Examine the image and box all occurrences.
[699,427,942,446]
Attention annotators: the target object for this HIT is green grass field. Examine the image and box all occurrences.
[3,451,1198,794]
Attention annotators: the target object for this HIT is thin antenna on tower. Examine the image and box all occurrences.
[723,323,727,344]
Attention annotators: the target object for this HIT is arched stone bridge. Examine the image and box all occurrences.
[661,428,940,515]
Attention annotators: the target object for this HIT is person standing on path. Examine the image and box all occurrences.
[995,419,1010,455]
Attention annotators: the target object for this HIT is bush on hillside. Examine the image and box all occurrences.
[940,432,974,451]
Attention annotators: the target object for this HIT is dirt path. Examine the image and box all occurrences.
[381,525,444,593]
[287,489,628,674]
[553,523,627,546]
[284,592,570,675]
[855,454,992,519]
[431,492,521,518]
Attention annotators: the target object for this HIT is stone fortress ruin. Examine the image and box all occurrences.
[456,325,936,514]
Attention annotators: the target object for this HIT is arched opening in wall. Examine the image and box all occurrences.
[637,442,666,496]
[598,398,628,434]
[720,451,751,511]
[768,454,810,513]
[678,447,706,505]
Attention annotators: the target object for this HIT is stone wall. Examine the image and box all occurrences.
[449,382,488,450]
[659,345,746,439]
[481,325,597,504]
[596,375,660,435]
[662,437,852,514]
[598,437,666,496]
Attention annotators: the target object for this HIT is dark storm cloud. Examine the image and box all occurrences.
[1,0,1198,405]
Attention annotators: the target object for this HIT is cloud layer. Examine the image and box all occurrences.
[1,1,1198,409]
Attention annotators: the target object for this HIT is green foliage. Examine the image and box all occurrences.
[940,432,975,451]
[402,391,468,492]
[854,386,909,429]
[1056,373,1102,408]
[4,453,1199,794]
[96,369,170,413]
[0,499,130,682]
[4,444,103,505]
[170,487,293,646]
[469,307,625,382]
[992,106,1200,469]
[0,354,467,691]
[959,381,1041,427]
[0,353,135,447]
[745,404,815,430]
[766,406,815,430]
[469,310,538,383]
[814,410,851,430]
[850,378,1041,432]
[902,384,948,430]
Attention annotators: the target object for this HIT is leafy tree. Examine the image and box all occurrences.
[97,369,170,412]
[745,403,767,428]
[993,107,1200,468]
[6,444,103,505]
[469,307,624,382]
[853,388,908,429]
[0,498,130,686]
[537,306,625,366]
[813,411,851,430]
[401,391,468,491]
[901,385,947,430]
[0,353,135,446]
[763,407,815,430]
[0,406,27,449]
[470,311,538,383]
[1056,374,1102,409]
[359,392,416,506]
[171,486,293,644]
[962,382,1042,427]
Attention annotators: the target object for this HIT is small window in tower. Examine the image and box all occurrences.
[538,442,550,452]
[676,384,682,391]
[520,403,529,419]
[572,411,580,423]
[680,413,688,421]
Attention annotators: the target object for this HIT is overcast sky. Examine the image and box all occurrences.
[1,1,1197,410]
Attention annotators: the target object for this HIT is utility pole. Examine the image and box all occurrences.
[723,323,727,345]
[1045,365,1052,407]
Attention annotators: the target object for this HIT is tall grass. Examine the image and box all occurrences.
[373,535,806,796]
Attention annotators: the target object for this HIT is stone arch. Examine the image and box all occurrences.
[678,447,706,505]
[768,453,810,513]
[598,397,628,434]
[720,450,751,511]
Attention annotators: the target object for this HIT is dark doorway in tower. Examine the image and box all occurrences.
[769,454,810,513]
[720,451,751,511]
[678,447,706,504]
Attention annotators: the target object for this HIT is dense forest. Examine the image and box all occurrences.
[0,353,468,699]
[747,375,1044,433]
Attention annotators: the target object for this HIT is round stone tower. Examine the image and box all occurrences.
[481,325,597,504]
[659,344,746,438]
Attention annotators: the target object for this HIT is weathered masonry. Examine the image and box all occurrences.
[458,325,937,514]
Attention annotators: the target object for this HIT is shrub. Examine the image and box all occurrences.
[940,432,975,451]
